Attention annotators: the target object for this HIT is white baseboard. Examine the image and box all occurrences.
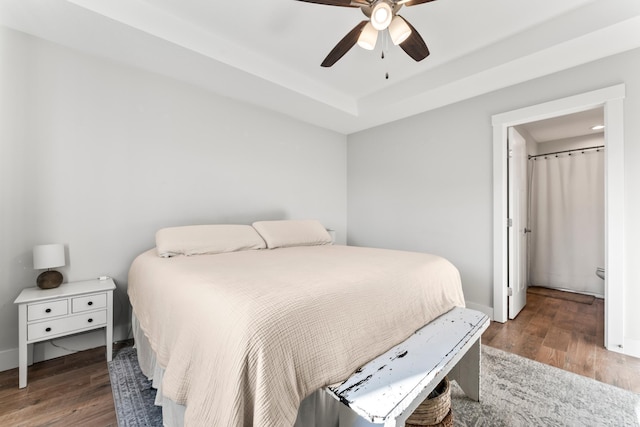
[465,301,494,321]
[0,347,19,373]
[32,330,109,363]
[0,325,131,373]
[621,337,640,359]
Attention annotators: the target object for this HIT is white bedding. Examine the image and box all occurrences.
[132,313,341,427]
[128,245,465,427]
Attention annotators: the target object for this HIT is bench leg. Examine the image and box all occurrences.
[338,406,407,427]
[449,338,481,402]
[339,405,380,427]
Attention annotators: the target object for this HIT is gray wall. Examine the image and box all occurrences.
[0,28,347,366]
[3,27,640,367]
[347,47,640,350]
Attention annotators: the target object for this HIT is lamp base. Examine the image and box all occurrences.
[37,270,63,289]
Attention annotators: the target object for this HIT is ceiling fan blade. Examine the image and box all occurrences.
[321,20,369,67]
[399,0,437,6]
[398,16,430,61]
[294,0,360,7]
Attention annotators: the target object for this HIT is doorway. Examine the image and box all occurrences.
[506,109,606,320]
[519,108,605,299]
[492,85,625,352]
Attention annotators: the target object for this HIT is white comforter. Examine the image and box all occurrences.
[128,245,465,427]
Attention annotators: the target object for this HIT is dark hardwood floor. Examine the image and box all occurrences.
[484,288,640,393]
[1,290,638,426]
[0,344,121,427]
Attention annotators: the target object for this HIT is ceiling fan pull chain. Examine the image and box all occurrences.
[382,30,390,57]
[382,30,389,79]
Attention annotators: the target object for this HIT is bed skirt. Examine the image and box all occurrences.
[131,313,351,427]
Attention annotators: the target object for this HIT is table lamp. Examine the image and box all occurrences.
[33,244,66,289]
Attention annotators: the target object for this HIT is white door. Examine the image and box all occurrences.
[508,127,528,319]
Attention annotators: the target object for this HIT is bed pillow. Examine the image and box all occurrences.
[252,220,332,249]
[156,224,266,257]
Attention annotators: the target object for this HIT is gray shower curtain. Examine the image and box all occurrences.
[529,149,605,296]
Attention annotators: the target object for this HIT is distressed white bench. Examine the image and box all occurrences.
[326,307,490,427]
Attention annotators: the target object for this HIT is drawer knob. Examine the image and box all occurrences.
[88,318,93,323]
[87,301,93,306]
[45,308,52,313]
[45,327,51,332]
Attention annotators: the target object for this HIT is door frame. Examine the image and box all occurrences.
[492,84,625,352]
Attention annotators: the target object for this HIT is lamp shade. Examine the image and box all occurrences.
[389,16,412,45]
[357,22,378,50]
[33,244,65,270]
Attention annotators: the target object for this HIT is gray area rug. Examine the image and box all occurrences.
[452,345,639,426]
[108,347,162,427]
[108,345,640,426]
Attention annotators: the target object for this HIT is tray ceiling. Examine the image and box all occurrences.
[2,0,640,134]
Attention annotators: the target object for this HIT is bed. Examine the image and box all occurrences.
[127,220,466,427]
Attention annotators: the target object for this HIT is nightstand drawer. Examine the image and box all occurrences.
[27,310,107,341]
[27,300,68,321]
[72,293,107,313]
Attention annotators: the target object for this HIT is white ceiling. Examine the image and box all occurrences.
[1,0,640,134]
[518,107,604,143]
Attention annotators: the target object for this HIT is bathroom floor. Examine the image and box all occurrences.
[483,288,640,393]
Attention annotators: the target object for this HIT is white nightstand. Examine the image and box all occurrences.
[14,278,116,388]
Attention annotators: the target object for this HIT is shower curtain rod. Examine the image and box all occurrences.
[528,145,605,160]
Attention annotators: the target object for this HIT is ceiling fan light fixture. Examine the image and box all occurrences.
[388,16,411,45]
[371,1,393,30]
[357,22,378,50]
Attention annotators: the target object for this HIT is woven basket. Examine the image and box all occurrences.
[405,377,451,426]
[406,409,453,427]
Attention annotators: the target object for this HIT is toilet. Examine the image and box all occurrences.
[596,267,605,280]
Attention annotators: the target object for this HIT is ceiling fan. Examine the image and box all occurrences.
[295,0,435,67]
